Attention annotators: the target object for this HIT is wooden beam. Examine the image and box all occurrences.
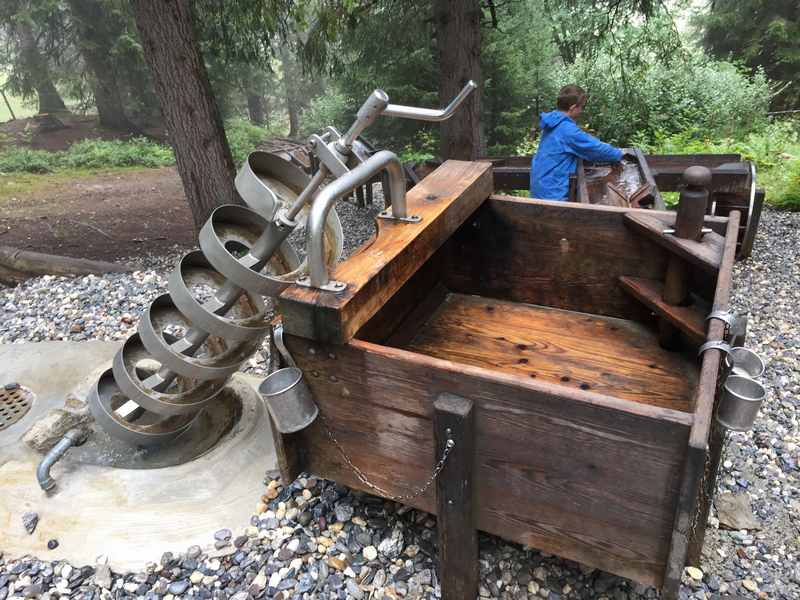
[434,393,478,600]
[279,160,493,343]
[624,213,723,274]
[618,277,707,345]
[662,211,740,597]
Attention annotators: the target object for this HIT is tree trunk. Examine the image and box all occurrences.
[281,50,300,138]
[17,22,66,114]
[66,0,138,132]
[247,94,265,125]
[130,0,241,229]
[434,0,482,160]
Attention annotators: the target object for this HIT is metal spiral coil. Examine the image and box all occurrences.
[88,153,343,447]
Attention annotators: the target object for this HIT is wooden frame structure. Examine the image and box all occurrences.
[272,160,741,599]
[487,153,763,259]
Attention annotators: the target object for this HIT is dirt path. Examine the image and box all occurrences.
[0,167,196,263]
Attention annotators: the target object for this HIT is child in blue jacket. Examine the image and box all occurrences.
[530,84,623,201]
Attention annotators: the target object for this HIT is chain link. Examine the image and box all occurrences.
[318,411,455,502]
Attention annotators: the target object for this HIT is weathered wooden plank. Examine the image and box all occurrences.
[618,277,707,346]
[405,293,697,411]
[663,211,740,593]
[624,212,723,274]
[279,160,494,343]
[286,335,692,586]
[353,252,444,345]
[444,196,671,320]
[635,148,666,210]
[434,393,478,600]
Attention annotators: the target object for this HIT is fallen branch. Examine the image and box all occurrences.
[0,245,136,286]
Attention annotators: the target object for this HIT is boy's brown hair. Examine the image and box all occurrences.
[557,84,587,111]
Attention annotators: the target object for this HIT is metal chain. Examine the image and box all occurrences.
[318,411,455,502]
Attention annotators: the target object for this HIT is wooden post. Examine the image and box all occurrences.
[686,314,748,564]
[434,393,477,600]
[659,166,711,348]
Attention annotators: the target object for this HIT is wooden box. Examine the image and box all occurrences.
[276,161,740,596]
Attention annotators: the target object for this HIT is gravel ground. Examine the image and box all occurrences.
[0,207,797,600]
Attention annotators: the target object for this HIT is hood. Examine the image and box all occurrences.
[539,111,571,131]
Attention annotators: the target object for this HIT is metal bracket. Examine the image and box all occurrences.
[272,322,296,368]
[706,310,736,336]
[663,227,713,235]
[309,134,349,178]
[377,208,422,223]
[294,276,347,293]
[698,340,732,358]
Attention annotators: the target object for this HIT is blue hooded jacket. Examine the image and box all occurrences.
[530,111,622,200]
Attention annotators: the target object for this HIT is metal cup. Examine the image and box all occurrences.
[716,375,767,432]
[725,347,765,379]
[259,367,319,434]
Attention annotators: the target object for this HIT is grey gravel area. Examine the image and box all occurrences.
[0,208,798,600]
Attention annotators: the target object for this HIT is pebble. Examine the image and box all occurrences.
[167,579,189,595]
[685,566,703,581]
[21,512,38,535]
[46,539,58,550]
[363,545,378,561]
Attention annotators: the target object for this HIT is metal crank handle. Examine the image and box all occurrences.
[382,80,477,121]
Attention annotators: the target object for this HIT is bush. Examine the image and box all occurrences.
[0,138,174,173]
[225,119,272,165]
[772,158,800,209]
[300,90,350,137]
[0,148,58,173]
[636,119,800,209]
[61,138,174,169]
[568,52,771,145]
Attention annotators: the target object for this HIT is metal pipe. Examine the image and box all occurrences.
[337,90,389,151]
[307,150,407,288]
[37,428,88,491]
[287,166,328,221]
[383,80,477,122]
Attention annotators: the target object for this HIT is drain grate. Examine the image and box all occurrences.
[0,385,34,431]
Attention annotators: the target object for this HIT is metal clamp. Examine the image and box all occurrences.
[376,209,422,223]
[295,276,347,293]
[706,310,736,336]
[663,227,713,235]
[698,340,732,358]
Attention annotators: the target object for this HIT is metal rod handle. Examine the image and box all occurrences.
[307,150,406,288]
[382,80,477,122]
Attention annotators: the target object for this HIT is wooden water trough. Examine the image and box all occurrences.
[486,153,764,259]
[272,160,744,599]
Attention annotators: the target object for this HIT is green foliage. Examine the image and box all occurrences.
[398,130,438,163]
[299,88,350,137]
[636,119,800,209]
[567,46,771,145]
[0,137,173,173]
[699,0,800,110]
[60,138,173,169]
[224,118,275,165]
[0,147,57,173]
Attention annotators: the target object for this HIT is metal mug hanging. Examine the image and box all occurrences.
[716,375,767,432]
[258,323,319,434]
[725,347,765,379]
